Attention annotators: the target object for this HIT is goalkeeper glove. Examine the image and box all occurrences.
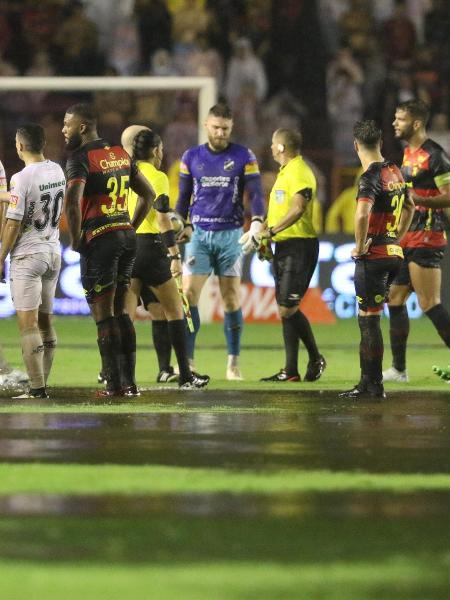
[238,220,263,255]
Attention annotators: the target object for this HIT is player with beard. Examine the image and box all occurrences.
[383,100,450,383]
[176,103,264,380]
[63,103,154,397]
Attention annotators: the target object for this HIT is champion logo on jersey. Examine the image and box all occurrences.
[224,159,235,171]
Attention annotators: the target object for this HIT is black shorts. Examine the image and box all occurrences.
[132,233,172,288]
[354,257,402,313]
[392,247,445,286]
[80,228,137,304]
[273,237,319,307]
[140,285,158,307]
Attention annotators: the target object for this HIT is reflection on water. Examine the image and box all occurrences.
[0,391,449,472]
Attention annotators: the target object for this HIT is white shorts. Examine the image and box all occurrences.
[10,252,61,312]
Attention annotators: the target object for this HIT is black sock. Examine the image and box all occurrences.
[388,305,409,371]
[289,310,320,361]
[358,315,383,384]
[168,319,191,383]
[425,303,450,347]
[96,316,122,391]
[152,320,171,371]
[281,315,300,376]
[117,314,136,387]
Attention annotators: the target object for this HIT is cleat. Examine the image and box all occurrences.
[156,367,179,383]
[0,369,29,388]
[97,372,107,385]
[179,372,210,389]
[382,366,409,382]
[122,384,141,397]
[13,387,49,399]
[95,388,123,399]
[304,355,327,382]
[339,382,386,400]
[226,365,244,381]
[260,369,300,382]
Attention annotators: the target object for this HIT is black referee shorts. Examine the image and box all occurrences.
[354,256,402,313]
[273,237,319,307]
[80,228,137,304]
[132,233,172,288]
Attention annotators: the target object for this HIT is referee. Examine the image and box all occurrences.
[248,128,326,382]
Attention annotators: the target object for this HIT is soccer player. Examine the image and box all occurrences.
[0,157,29,389]
[246,128,326,383]
[120,125,209,389]
[0,124,66,398]
[383,100,450,383]
[63,104,154,397]
[339,120,415,399]
[175,103,265,380]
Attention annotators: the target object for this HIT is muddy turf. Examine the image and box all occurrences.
[0,318,449,599]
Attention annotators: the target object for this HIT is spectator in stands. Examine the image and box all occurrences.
[382,0,417,68]
[224,38,267,111]
[134,0,172,72]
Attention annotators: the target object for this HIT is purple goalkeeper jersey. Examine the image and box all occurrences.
[176,142,264,231]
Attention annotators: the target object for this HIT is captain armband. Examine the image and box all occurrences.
[161,229,177,248]
[154,193,170,213]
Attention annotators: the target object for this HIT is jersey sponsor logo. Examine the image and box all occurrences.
[99,155,130,171]
[39,180,66,192]
[386,180,405,192]
[275,190,285,203]
[224,159,235,171]
[200,175,231,188]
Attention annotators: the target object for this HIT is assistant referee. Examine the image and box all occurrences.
[255,128,326,382]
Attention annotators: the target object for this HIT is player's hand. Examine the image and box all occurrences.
[177,225,193,244]
[170,258,182,278]
[351,238,372,259]
[239,220,264,254]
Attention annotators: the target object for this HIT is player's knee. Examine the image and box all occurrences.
[417,295,440,312]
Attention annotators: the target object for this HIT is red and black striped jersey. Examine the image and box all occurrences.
[65,139,138,242]
[357,160,407,259]
[401,138,450,248]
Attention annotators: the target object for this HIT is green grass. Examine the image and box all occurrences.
[1,464,450,495]
[0,315,448,389]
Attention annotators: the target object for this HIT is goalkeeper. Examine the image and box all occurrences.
[240,128,326,383]
[175,103,264,380]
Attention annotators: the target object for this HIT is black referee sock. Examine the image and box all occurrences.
[117,314,137,388]
[152,320,172,371]
[388,305,409,372]
[96,316,122,391]
[291,310,320,361]
[358,315,383,384]
[282,315,300,376]
[425,304,450,348]
[168,319,191,383]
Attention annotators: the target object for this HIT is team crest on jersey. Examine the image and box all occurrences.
[224,159,234,171]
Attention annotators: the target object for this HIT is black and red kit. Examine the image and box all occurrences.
[65,139,138,243]
[356,160,407,259]
[401,139,450,249]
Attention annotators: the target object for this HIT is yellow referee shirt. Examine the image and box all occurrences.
[268,155,317,241]
[127,161,170,234]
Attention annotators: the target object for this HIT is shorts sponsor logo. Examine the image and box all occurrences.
[374,294,384,304]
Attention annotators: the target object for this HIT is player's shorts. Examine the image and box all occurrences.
[392,247,445,286]
[183,226,243,277]
[132,233,172,288]
[354,256,402,313]
[80,229,136,304]
[273,237,319,307]
[10,251,61,312]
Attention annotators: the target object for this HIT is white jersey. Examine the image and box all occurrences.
[7,160,66,257]
[0,159,7,195]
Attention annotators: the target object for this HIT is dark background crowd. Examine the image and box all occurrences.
[1,0,450,231]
